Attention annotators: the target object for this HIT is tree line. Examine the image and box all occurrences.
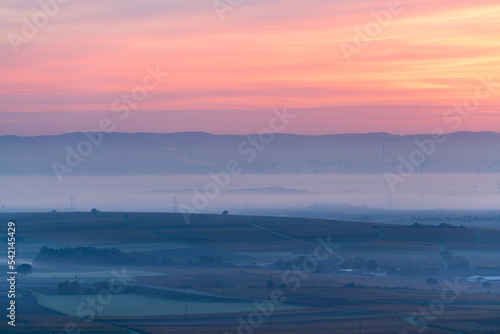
[34,246,174,266]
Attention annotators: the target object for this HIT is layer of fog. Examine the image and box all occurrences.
[2,173,499,214]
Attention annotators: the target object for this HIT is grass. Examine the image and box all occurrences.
[37,293,306,317]
[2,211,500,333]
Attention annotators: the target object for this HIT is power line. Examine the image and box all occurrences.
[420,152,424,182]
[386,191,393,211]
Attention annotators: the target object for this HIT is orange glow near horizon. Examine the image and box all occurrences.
[1,0,499,135]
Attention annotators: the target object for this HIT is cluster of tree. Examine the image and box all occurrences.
[409,222,465,229]
[94,280,112,291]
[426,278,438,286]
[273,256,330,273]
[340,257,443,278]
[397,264,444,277]
[34,246,174,266]
[400,215,500,224]
[266,277,276,288]
[440,250,470,269]
[17,263,32,276]
[340,257,378,271]
[58,280,80,294]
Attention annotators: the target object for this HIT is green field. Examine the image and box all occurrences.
[28,268,166,279]
[2,211,500,334]
[37,293,306,317]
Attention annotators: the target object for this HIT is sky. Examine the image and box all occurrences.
[1,0,499,135]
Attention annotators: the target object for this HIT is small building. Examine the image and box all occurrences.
[339,269,354,275]
[362,270,387,277]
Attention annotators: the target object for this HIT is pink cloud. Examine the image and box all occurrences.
[1,0,499,134]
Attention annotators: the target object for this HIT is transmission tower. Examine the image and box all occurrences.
[70,194,74,212]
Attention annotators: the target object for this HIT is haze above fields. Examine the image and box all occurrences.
[1,131,500,213]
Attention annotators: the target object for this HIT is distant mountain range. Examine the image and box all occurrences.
[226,187,313,194]
[1,131,499,176]
[143,186,312,194]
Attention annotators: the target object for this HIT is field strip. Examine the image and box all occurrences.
[248,221,311,244]
[37,293,306,317]
[28,269,167,279]
[131,284,255,301]
[336,306,463,334]
[371,227,385,241]
[120,216,262,260]
[0,232,69,248]
[90,241,195,252]
[248,221,345,265]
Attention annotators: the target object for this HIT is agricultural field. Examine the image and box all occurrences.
[1,211,500,333]
[37,293,306,317]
